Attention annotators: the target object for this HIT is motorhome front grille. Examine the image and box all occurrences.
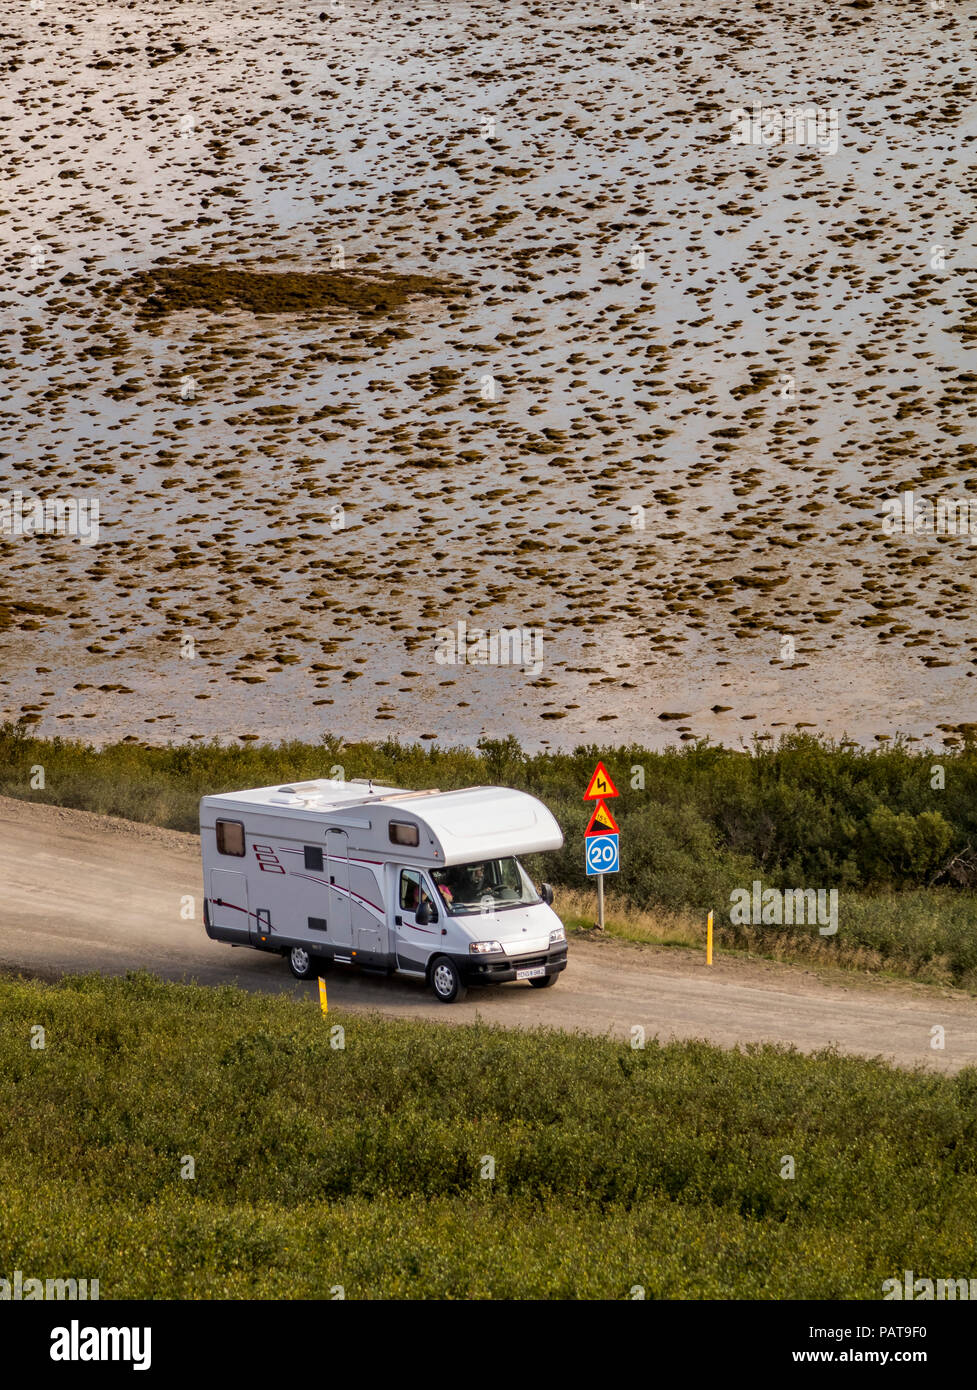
[478,954,551,974]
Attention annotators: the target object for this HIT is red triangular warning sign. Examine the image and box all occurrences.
[583,761,619,800]
[585,798,620,836]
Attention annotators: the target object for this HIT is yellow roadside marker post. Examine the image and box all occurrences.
[707,910,714,966]
[318,975,328,1015]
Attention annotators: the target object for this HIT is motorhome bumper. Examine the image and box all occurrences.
[456,946,568,985]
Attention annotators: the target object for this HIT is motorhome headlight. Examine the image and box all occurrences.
[469,940,503,954]
[549,926,566,944]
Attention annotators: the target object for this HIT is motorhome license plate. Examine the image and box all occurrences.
[517,966,546,979]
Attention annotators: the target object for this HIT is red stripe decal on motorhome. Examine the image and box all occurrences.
[291,872,385,919]
[280,847,383,867]
[211,901,261,923]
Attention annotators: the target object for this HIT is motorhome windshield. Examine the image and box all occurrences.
[431,858,541,915]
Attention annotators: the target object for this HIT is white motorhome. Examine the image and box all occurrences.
[200,779,567,1002]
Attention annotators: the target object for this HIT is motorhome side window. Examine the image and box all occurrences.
[390,821,419,847]
[304,846,323,871]
[400,870,422,911]
[216,819,245,857]
[400,870,436,917]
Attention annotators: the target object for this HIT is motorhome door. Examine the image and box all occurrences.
[394,867,439,970]
[326,829,352,949]
[209,869,249,941]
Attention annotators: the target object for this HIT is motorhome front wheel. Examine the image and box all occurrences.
[430,957,467,1004]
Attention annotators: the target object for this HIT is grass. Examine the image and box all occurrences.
[560,888,705,948]
[2,972,977,1299]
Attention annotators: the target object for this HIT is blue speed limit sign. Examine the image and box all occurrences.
[586,834,619,875]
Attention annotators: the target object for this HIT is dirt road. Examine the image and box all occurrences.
[2,796,975,1074]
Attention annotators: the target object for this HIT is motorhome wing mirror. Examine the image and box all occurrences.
[415,899,433,926]
[540,882,554,906]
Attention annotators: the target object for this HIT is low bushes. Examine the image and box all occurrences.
[2,972,976,1298]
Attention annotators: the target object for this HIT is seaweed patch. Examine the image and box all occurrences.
[107,263,469,320]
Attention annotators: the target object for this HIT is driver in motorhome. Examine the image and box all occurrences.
[433,862,491,912]
[432,865,459,908]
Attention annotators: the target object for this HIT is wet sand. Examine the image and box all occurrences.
[1,0,974,750]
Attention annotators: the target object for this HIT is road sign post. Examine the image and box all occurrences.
[584,765,620,932]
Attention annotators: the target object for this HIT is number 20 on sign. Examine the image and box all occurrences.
[586,834,619,876]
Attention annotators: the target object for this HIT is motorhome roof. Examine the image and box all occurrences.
[200,781,564,863]
[395,785,564,863]
[202,779,409,813]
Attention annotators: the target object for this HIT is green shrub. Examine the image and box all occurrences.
[861,806,954,883]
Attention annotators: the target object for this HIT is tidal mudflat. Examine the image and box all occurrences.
[0,0,973,750]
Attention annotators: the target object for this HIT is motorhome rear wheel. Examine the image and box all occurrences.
[288,946,317,980]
